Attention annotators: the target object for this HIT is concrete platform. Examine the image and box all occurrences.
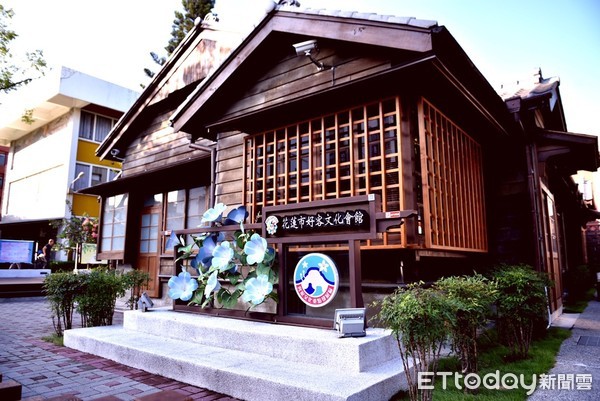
[551,313,580,329]
[0,269,50,278]
[64,308,408,401]
[0,277,45,297]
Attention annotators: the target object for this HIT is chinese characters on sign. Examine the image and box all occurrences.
[265,209,369,237]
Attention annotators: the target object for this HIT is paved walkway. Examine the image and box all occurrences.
[0,297,239,401]
[528,300,600,400]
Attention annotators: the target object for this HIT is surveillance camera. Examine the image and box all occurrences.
[293,39,318,56]
[110,149,120,157]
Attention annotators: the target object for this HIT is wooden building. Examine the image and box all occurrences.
[82,5,599,323]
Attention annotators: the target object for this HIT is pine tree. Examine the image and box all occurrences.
[166,0,214,56]
[143,0,214,82]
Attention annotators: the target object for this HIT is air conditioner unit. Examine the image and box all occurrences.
[334,308,366,338]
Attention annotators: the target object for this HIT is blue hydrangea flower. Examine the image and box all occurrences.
[224,206,249,226]
[211,241,234,271]
[204,271,221,298]
[244,233,268,265]
[167,271,198,301]
[201,203,227,224]
[242,274,273,305]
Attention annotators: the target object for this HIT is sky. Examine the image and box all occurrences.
[2,0,599,136]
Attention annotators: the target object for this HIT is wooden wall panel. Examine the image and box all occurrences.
[215,131,246,207]
[418,98,487,252]
[121,101,214,177]
[218,52,392,123]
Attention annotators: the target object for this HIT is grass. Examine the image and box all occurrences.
[562,288,595,313]
[391,327,571,401]
[42,333,64,346]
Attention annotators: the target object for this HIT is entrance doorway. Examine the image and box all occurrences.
[137,201,161,297]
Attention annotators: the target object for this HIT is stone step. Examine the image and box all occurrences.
[123,308,400,373]
[64,313,408,401]
[0,379,22,401]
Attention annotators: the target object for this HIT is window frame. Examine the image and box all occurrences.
[161,187,209,254]
[73,162,119,191]
[244,97,405,247]
[417,98,487,252]
[79,110,117,144]
[98,193,129,260]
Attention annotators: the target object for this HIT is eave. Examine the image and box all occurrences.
[170,11,513,142]
[0,66,138,146]
[170,10,437,138]
[537,128,600,174]
[95,21,208,161]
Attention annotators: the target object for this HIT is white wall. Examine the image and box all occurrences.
[2,112,75,223]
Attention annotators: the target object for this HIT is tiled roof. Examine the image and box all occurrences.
[498,68,560,101]
[278,4,438,29]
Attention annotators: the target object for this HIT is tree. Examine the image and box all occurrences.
[0,4,46,95]
[50,201,98,257]
[166,0,214,56]
[143,0,214,82]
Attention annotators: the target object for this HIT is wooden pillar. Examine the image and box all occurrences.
[348,239,363,307]
[276,243,286,319]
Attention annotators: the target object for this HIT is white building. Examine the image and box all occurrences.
[0,66,139,260]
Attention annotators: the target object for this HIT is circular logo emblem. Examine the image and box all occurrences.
[265,215,279,235]
[293,253,339,307]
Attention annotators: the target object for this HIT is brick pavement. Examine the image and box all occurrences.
[0,297,240,401]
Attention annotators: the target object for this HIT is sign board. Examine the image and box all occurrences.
[263,194,379,243]
[0,240,35,264]
[80,243,107,264]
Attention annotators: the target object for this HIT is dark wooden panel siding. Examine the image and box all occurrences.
[215,131,246,206]
[213,46,392,127]
[123,105,205,176]
[152,38,233,106]
[159,256,176,277]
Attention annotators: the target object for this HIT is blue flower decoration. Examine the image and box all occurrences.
[211,241,234,271]
[167,271,198,301]
[224,206,249,226]
[226,264,239,274]
[165,230,181,250]
[197,234,218,268]
[242,274,273,305]
[201,203,227,224]
[204,271,221,298]
[244,233,267,265]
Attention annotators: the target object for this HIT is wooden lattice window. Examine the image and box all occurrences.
[418,98,487,252]
[244,97,405,247]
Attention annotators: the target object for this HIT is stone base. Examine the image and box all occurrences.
[64,308,408,401]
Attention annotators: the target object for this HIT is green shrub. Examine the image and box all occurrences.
[49,261,75,273]
[435,274,497,377]
[372,282,452,401]
[121,269,151,310]
[492,264,551,359]
[75,268,127,327]
[44,272,83,336]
